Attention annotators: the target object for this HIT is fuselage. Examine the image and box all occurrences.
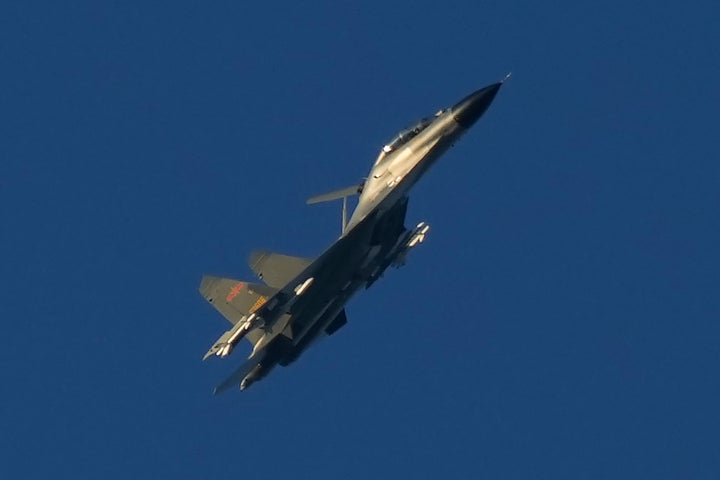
[345,109,459,233]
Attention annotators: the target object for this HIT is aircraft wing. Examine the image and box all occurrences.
[213,349,268,395]
[248,251,313,288]
[199,276,278,325]
[209,211,382,387]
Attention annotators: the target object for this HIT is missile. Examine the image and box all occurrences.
[407,222,430,247]
[294,277,314,296]
[203,313,265,360]
[203,329,233,360]
[240,364,264,390]
[216,343,233,358]
[391,222,431,268]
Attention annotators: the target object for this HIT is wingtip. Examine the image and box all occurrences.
[248,250,268,273]
[199,275,218,296]
[502,72,512,83]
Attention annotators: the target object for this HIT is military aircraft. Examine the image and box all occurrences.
[200,77,506,393]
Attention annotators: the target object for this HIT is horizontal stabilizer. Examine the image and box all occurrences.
[199,276,278,326]
[306,184,362,205]
[213,350,267,395]
[249,251,313,288]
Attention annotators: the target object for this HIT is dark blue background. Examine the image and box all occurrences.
[2,1,719,478]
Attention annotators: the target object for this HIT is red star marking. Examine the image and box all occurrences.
[226,282,245,302]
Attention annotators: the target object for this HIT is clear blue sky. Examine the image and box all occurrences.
[2,1,719,478]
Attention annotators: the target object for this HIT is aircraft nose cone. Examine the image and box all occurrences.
[452,82,502,128]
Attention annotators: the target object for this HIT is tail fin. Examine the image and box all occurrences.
[199,276,277,326]
[248,251,313,288]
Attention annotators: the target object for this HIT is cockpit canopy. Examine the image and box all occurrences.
[373,109,449,166]
[382,117,433,153]
[374,116,436,166]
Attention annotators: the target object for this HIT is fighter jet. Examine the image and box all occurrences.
[200,77,506,393]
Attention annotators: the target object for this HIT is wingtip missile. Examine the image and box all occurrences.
[203,314,264,361]
[212,351,268,395]
[203,329,233,360]
[203,342,234,360]
[203,348,217,361]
